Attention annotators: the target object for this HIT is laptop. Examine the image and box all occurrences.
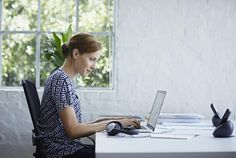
[100,90,166,133]
[133,90,166,133]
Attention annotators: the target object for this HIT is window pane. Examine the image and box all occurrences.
[41,0,75,32]
[0,0,115,88]
[75,35,113,88]
[78,0,114,32]
[2,0,37,31]
[2,34,36,86]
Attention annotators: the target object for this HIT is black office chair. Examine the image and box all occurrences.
[22,80,94,158]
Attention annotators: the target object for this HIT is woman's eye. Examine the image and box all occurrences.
[90,58,96,62]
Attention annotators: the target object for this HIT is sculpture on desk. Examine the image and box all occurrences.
[210,104,234,138]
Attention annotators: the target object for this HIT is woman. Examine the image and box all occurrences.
[37,32,140,158]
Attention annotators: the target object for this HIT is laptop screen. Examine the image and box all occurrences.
[147,90,166,130]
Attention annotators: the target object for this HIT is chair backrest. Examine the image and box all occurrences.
[22,80,41,134]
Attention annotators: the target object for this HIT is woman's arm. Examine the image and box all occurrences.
[59,106,140,139]
[59,106,111,139]
[88,117,125,124]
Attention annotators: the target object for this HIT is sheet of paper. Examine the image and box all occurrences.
[150,133,199,140]
[157,123,215,130]
[158,113,205,123]
[153,128,175,134]
[159,113,205,119]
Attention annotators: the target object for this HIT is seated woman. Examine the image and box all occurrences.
[37,32,140,158]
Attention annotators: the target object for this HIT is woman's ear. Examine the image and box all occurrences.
[72,49,80,59]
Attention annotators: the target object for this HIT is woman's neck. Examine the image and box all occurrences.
[61,61,76,80]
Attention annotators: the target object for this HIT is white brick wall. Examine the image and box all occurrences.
[1,0,236,157]
[116,0,236,118]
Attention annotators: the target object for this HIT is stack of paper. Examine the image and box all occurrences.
[150,133,199,140]
[158,113,205,123]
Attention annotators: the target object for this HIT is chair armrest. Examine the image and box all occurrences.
[86,136,95,145]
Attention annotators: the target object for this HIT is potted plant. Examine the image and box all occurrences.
[42,24,73,70]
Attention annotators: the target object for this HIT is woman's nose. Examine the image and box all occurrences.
[91,63,96,70]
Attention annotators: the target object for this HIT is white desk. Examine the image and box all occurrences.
[96,123,236,158]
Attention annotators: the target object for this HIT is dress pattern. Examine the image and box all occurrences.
[37,69,83,157]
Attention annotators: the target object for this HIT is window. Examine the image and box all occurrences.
[0,0,115,89]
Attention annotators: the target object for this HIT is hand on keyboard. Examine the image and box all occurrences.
[126,124,141,130]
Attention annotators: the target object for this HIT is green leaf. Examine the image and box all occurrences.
[52,32,63,59]
[62,24,73,43]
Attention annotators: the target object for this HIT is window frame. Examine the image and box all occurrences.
[0,0,116,90]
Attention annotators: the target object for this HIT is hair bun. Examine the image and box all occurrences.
[61,43,69,58]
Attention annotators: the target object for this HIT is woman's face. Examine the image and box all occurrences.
[74,50,101,76]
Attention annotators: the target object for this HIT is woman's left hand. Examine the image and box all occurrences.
[119,118,141,129]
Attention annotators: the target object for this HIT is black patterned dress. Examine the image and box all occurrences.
[37,68,83,157]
